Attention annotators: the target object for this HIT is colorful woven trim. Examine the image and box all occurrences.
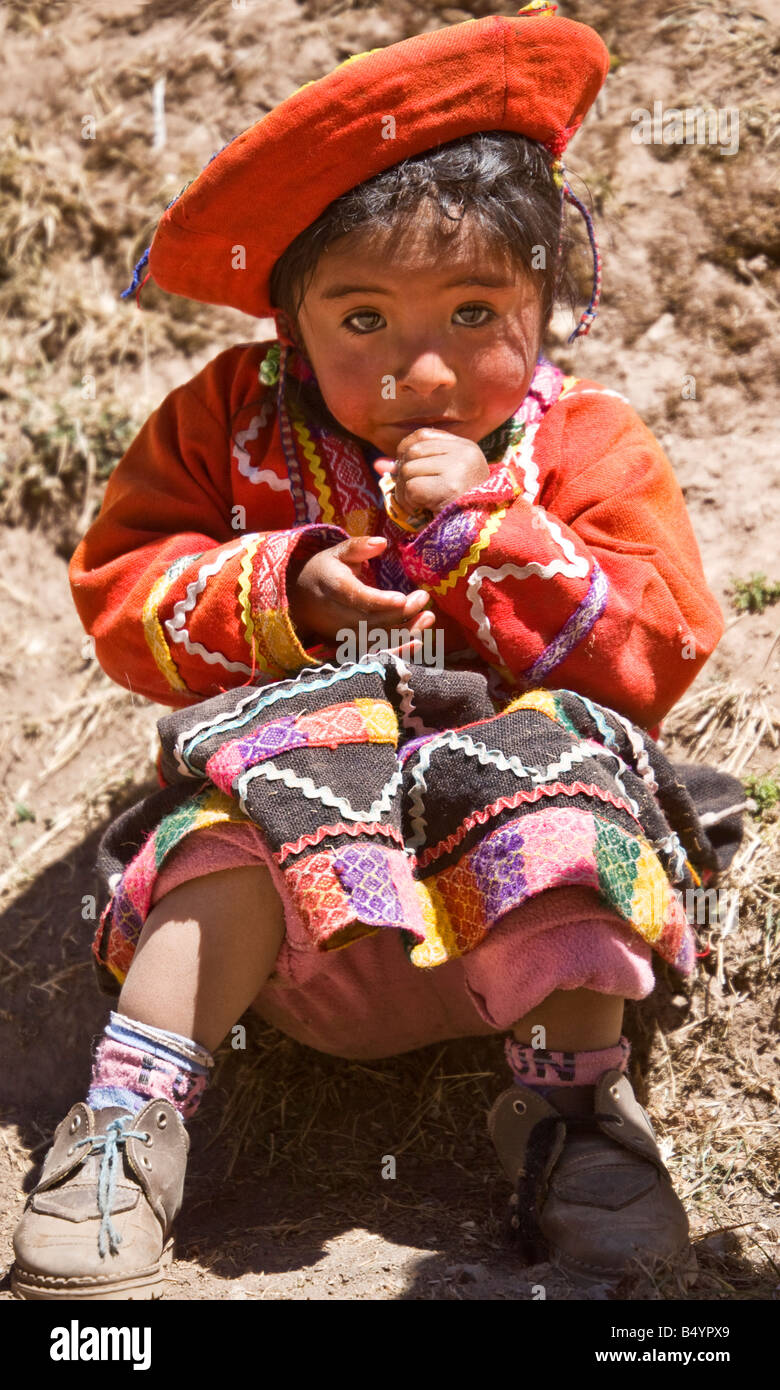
[142,553,204,696]
[94,659,716,988]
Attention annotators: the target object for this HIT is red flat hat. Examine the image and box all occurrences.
[124,3,609,326]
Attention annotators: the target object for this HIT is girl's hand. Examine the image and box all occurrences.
[288,535,434,643]
[377,428,491,518]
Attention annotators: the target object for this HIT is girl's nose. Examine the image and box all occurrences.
[394,350,457,393]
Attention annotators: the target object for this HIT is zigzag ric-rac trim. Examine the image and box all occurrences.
[432,506,507,596]
[173,656,392,774]
[165,541,255,676]
[142,565,195,694]
[416,780,640,868]
[235,761,404,822]
[291,410,336,523]
[237,535,273,673]
[276,819,405,864]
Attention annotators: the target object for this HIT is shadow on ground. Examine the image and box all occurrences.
[0,791,774,1301]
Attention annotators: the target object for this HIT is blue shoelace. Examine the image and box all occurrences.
[74,1116,150,1258]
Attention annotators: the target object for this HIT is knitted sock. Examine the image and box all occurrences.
[504,1034,631,1116]
[87,1010,214,1122]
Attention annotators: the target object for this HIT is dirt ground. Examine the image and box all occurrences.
[0,0,778,1302]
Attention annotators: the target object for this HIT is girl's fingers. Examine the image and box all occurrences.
[396,455,448,474]
[321,552,432,626]
[333,560,425,614]
[330,576,415,619]
[402,589,430,616]
[338,534,387,558]
[408,610,436,631]
[387,637,423,660]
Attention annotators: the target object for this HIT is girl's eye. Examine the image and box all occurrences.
[454,304,495,326]
[342,304,496,335]
[342,312,383,335]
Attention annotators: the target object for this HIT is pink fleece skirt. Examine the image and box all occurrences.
[148,822,656,1060]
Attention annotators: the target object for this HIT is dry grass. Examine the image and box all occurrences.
[0,663,158,901]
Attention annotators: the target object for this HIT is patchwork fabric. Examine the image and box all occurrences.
[93,655,742,994]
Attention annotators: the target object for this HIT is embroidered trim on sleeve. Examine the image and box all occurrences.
[142,552,205,694]
[164,541,256,676]
[250,525,347,673]
[520,560,609,685]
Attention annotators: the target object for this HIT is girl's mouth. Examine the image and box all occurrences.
[390,418,462,429]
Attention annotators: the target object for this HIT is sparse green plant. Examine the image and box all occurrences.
[729,573,780,614]
[743,772,780,818]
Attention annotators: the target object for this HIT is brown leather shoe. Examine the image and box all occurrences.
[11,1098,189,1300]
[487,1070,689,1282]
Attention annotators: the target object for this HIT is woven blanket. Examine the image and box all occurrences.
[93,657,746,995]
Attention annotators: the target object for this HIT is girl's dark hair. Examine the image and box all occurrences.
[270,130,581,329]
[267,130,583,448]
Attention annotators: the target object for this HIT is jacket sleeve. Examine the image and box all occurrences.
[392,385,724,729]
[68,367,346,707]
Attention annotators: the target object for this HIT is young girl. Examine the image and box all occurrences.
[12,4,742,1299]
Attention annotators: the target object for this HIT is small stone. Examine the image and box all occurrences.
[699,1233,728,1256]
[637,312,676,346]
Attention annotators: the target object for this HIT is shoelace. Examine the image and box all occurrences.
[74,1117,150,1258]
[510,1112,622,1261]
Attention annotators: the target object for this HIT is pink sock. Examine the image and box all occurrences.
[505,1034,631,1089]
[87,1011,213,1121]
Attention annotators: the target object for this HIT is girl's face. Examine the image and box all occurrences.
[293,204,545,456]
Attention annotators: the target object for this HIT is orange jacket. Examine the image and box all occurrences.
[69,341,724,731]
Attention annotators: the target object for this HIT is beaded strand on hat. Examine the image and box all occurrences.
[561,177,602,341]
[521,3,602,343]
[258,311,311,525]
[544,134,603,343]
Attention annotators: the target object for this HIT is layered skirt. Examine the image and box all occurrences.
[91,656,742,1056]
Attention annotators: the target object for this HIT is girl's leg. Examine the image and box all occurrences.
[505,986,628,1110]
[511,987,624,1051]
[12,864,287,1300]
[118,863,286,1052]
[503,989,629,1122]
[505,988,630,1116]
[492,993,688,1276]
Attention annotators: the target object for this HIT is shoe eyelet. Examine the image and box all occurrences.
[67,1144,75,1155]
[69,1115,82,1133]
[612,1116,624,1126]
[141,1155,152,1169]
[156,1112,167,1129]
[512,1099,527,1116]
[143,1132,153,1146]
[610,1085,621,1099]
